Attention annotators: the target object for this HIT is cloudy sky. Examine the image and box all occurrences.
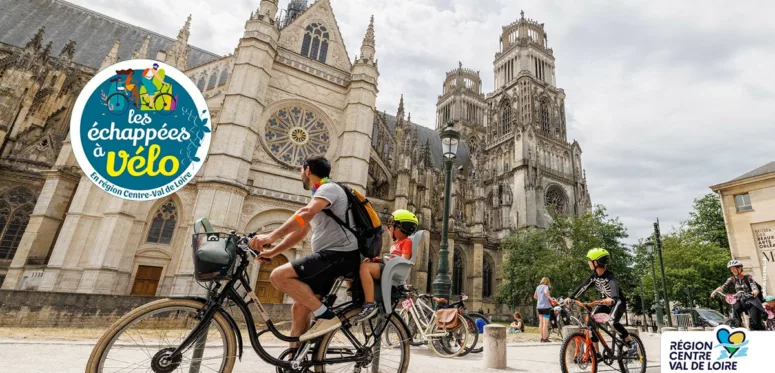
[68,0,774,243]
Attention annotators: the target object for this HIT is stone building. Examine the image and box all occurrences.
[0,0,591,314]
[711,161,775,296]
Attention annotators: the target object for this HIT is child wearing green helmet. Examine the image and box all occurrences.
[566,248,638,357]
[353,209,418,323]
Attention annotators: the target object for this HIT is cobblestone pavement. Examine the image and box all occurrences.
[0,333,663,372]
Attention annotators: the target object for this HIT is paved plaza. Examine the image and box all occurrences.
[0,333,662,372]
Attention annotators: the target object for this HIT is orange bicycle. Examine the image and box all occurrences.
[560,300,647,373]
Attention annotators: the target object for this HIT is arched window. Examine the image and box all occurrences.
[207,73,217,90]
[196,78,205,91]
[541,100,550,133]
[452,249,465,295]
[0,187,35,261]
[426,246,437,294]
[482,254,494,298]
[301,23,330,63]
[218,70,229,86]
[146,200,178,245]
[500,101,511,136]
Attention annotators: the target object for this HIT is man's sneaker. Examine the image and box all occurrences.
[300,311,341,342]
[353,302,379,324]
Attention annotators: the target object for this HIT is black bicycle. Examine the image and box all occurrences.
[86,230,410,373]
[560,300,646,373]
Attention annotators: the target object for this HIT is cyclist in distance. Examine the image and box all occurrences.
[249,156,361,342]
[565,248,638,356]
[711,260,766,330]
[352,209,417,323]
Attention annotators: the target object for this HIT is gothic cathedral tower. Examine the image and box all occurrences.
[483,12,591,236]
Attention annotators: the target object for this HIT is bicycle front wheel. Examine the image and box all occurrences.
[315,309,410,373]
[560,331,597,373]
[86,298,237,373]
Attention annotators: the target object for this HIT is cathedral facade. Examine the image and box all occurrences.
[0,0,590,314]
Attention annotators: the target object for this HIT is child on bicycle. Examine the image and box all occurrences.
[353,209,418,323]
[711,260,766,330]
[565,248,637,356]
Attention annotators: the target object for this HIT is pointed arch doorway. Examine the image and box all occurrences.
[256,255,289,304]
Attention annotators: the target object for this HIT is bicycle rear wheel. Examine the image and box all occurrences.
[428,314,469,358]
[315,308,410,373]
[465,312,488,353]
[560,332,597,373]
[442,314,478,357]
[618,334,646,373]
[86,298,237,373]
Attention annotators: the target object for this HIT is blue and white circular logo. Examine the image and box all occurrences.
[70,59,211,201]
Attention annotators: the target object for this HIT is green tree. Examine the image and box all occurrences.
[687,193,729,249]
[498,205,633,310]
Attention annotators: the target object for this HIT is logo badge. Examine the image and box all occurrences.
[70,59,211,201]
[715,327,748,359]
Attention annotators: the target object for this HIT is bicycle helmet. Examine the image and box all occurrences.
[586,248,610,267]
[390,209,418,236]
[727,260,743,268]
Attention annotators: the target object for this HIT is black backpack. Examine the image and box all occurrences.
[323,182,384,258]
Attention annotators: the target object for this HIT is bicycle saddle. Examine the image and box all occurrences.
[434,297,448,304]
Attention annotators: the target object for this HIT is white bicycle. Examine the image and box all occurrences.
[393,288,471,358]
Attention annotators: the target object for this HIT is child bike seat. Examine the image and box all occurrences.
[375,230,426,313]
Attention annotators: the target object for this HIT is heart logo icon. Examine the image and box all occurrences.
[716,328,746,358]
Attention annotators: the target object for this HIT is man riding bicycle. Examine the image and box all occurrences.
[248,156,361,342]
[565,248,637,356]
[711,260,766,330]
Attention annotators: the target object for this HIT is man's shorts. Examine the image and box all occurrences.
[291,250,361,296]
[537,308,552,319]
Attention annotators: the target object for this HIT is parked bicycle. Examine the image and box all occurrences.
[431,293,484,356]
[86,228,411,373]
[393,287,470,358]
[550,297,581,339]
[560,300,646,373]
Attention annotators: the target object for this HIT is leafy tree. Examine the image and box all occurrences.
[687,193,729,249]
[498,205,633,310]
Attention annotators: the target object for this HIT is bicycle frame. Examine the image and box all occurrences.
[402,297,450,340]
[573,301,627,364]
[168,237,400,370]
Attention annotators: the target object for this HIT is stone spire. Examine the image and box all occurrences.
[359,15,376,62]
[100,40,121,71]
[167,15,191,69]
[41,41,52,59]
[132,35,151,59]
[259,0,279,20]
[25,27,45,50]
[396,94,405,127]
[59,40,77,61]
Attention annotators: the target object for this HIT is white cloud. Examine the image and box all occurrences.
[68,0,775,242]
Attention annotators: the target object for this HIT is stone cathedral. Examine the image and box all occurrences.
[0,0,590,315]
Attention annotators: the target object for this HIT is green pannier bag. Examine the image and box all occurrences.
[191,218,238,281]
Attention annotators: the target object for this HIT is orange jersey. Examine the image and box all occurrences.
[389,237,412,258]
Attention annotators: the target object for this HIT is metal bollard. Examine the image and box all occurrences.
[483,324,507,369]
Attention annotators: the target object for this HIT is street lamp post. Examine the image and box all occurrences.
[432,121,460,299]
[645,238,663,332]
[654,220,673,327]
[640,276,647,329]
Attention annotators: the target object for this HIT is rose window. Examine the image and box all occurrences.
[264,105,331,167]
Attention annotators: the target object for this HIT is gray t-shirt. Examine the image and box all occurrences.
[310,183,358,253]
[536,284,552,309]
